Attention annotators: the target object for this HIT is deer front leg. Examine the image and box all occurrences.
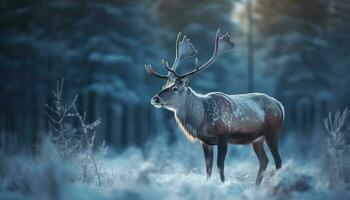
[202,142,213,179]
[217,137,227,182]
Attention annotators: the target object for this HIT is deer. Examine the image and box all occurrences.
[145,29,284,185]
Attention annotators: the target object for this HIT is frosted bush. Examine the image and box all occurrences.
[323,108,350,189]
[45,79,108,186]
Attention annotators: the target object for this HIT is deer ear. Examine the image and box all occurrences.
[181,76,190,86]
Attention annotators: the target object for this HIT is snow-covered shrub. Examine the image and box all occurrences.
[323,108,350,189]
[45,79,108,186]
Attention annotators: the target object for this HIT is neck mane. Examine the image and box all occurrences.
[174,88,204,141]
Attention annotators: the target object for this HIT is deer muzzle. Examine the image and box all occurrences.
[151,96,163,108]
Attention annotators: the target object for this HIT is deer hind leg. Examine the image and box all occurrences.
[265,135,282,169]
[202,142,213,179]
[217,137,227,183]
[252,140,268,185]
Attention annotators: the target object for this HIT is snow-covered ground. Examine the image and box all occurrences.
[0,132,349,200]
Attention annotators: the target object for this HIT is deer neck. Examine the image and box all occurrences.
[174,88,204,141]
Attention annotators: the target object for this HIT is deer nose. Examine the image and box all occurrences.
[152,96,160,104]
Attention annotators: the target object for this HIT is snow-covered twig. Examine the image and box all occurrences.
[324,107,350,143]
[71,103,103,186]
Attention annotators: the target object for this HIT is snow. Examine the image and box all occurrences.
[1,132,349,200]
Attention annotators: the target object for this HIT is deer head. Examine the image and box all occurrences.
[145,29,235,111]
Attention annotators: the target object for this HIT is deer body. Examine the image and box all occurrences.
[174,89,284,145]
[145,29,284,185]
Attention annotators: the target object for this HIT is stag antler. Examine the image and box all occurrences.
[145,29,235,80]
[145,32,198,80]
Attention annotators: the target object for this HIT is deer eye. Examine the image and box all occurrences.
[172,87,178,92]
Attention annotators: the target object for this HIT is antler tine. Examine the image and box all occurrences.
[170,32,182,72]
[196,29,221,71]
[170,32,198,72]
[144,64,169,79]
